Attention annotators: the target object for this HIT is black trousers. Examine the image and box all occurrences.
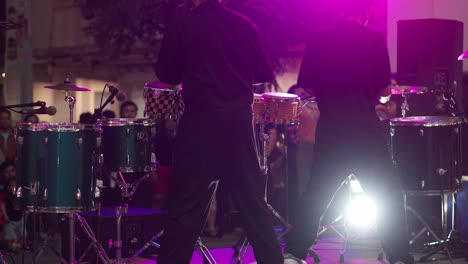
[158,108,283,264]
[285,118,410,260]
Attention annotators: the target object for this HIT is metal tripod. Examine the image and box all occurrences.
[33,212,110,264]
[231,122,292,264]
[404,190,457,263]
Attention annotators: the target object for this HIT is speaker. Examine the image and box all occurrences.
[397,19,464,115]
[62,206,167,261]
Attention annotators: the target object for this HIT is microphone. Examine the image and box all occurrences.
[20,106,57,116]
[0,101,46,110]
[108,85,127,101]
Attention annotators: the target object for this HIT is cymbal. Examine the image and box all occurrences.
[458,50,468,60]
[392,85,428,95]
[44,81,91,92]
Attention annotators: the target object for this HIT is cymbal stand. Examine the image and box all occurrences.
[401,94,409,117]
[64,91,76,123]
[231,121,291,264]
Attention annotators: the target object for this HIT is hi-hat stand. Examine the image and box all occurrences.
[231,122,292,263]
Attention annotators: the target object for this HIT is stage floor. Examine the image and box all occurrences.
[10,229,467,263]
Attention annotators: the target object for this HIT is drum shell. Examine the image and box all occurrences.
[262,93,299,124]
[80,124,101,210]
[16,123,48,211]
[143,85,182,120]
[43,125,88,212]
[252,94,265,123]
[100,119,157,172]
[390,117,462,191]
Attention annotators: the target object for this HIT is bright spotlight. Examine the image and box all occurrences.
[346,194,376,228]
[1,73,5,78]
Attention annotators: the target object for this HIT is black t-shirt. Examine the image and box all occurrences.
[298,20,391,119]
[154,130,174,167]
[156,0,273,111]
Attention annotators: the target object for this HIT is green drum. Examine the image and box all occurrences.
[80,124,101,210]
[42,123,97,213]
[99,118,157,172]
[16,122,49,211]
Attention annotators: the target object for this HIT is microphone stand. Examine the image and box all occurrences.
[89,92,117,124]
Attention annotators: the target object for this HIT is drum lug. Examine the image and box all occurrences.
[43,188,48,201]
[77,137,83,148]
[96,137,102,148]
[420,181,425,189]
[45,137,48,145]
[30,182,38,196]
[16,187,22,198]
[390,127,395,137]
[127,154,131,166]
[437,168,447,176]
[151,153,157,165]
[76,189,81,200]
[17,136,24,146]
[419,129,424,136]
[99,154,104,165]
[126,127,130,136]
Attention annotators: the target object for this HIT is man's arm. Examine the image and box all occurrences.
[297,42,318,97]
[373,35,392,97]
[251,26,275,84]
[155,19,183,85]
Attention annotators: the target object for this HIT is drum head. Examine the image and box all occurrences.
[17,122,48,131]
[390,116,463,127]
[98,118,156,127]
[48,123,81,132]
[262,92,299,102]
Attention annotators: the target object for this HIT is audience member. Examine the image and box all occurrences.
[119,101,138,118]
[22,114,39,124]
[0,109,16,164]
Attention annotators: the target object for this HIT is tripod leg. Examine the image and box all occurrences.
[75,213,111,264]
[34,214,68,263]
[231,233,249,264]
[196,238,217,264]
[126,230,164,263]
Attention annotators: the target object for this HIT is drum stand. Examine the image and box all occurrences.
[404,190,457,263]
[231,122,292,264]
[33,212,110,264]
[108,171,219,264]
[108,171,151,264]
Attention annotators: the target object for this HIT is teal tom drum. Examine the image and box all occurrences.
[42,123,97,213]
[16,122,48,211]
[100,118,157,172]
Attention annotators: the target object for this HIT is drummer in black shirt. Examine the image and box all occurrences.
[284,0,413,263]
[155,0,283,263]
